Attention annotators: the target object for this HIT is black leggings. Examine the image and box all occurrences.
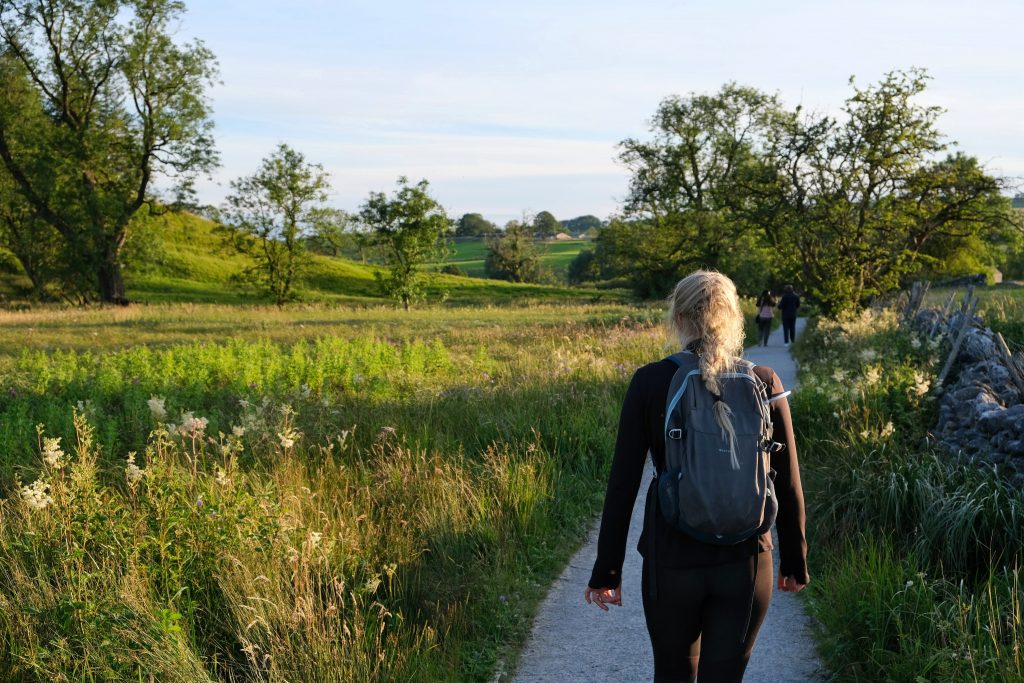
[757,320,772,346]
[642,552,774,683]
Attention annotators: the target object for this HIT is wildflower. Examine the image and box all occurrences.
[232,425,245,437]
[21,479,52,510]
[859,349,877,362]
[215,467,230,486]
[41,436,65,469]
[300,383,311,399]
[880,422,895,439]
[126,452,144,485]
[865,367,882,385]
[912,371,930,397]
[927,337,941,350]
[905,580,914,589]
[278,427,299,450]
[910,337,922,350]
[147,396,167,421]
[832,369,847,383]
[308,531,323,549]
[178,412,209,437]
[859,429,871,439]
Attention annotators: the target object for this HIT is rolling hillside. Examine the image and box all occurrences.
[0,211,620,306]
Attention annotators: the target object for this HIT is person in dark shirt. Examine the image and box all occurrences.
[584,270,809,683]
[777,285,801,344]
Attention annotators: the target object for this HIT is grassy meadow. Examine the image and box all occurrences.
[0,301,673,682]
[429,238,589,280]
[792,305,1024,682]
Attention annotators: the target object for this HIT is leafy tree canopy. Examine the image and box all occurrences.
[360,177,451,309]
[220,144,329,305]
[0,0,218,303]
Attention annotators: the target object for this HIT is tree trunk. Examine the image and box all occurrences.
[98,256,129,305]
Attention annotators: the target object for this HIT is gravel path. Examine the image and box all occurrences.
[509,319,824,682]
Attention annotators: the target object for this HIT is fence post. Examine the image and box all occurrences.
[936,296,979,388]
[994,332,1024,399]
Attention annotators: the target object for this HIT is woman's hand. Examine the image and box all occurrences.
[778,575,807,593]
[584,583,622,611]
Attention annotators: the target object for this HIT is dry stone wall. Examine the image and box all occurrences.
[913,308,1024,484]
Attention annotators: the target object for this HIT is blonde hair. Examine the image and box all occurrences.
[667,270,746,460]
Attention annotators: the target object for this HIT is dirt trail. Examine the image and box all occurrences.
[509,319,823,682]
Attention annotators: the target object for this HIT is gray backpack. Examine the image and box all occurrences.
[655,351,780,545]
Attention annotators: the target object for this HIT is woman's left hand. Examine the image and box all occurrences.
[584,583,622,611]
[778,575,807,593]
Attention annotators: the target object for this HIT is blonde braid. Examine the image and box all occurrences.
[667,271,746,461]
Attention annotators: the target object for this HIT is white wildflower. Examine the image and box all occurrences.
[215,466,230,486]
[300,383,311,399]
[880,422,895,439]
[865,367,882,385]
[231,425,245,437]
[832,369,848,383]
[308,531,323,549]
[147,396,167,421]
[859,349,877,363]
[910,337,922,350]
[125,452,144,485]
[20,479,52,510]
[41,436,64,469]
[178,412,209,437]
[279,430,297,449]
[913,371,930,397]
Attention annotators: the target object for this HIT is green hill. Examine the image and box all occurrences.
[1,211,620,306]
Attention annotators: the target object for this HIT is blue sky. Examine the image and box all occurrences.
[179,0,1024,224]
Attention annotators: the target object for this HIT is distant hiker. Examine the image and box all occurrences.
[584,270,809,683]
[754,290,775,347]
[777,285,801,345]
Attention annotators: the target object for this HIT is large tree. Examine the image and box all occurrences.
[532,210,560,237]
[0,0,217,303]
[360,177,451,310]
[220,144,329,306]
[618,83,783,274]
[455,212,497,238]
[768,70,1011,311]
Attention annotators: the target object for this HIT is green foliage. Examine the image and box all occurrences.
[532,211,560,237]
[608,71,1013,310]
[0,305,665,681]
[455,213,498,238]
[360,178,452,310]
[560,215,603,235]
[484,220,544,283]
[0,0,218,303]
[792,308,1024,681]
[219,144,330,306]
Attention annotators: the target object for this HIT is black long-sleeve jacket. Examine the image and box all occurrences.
[588,359,808,589]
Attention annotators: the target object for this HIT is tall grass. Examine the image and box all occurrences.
[0,306,666,681]
[793,308,1024,681]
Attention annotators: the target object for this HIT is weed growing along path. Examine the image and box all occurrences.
[510,319,824,682]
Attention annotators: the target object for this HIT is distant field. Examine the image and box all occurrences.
[0,212,621,307]
[435,238,590,279]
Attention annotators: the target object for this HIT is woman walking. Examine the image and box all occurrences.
[755,290,776,347]
[584,271,808,683]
